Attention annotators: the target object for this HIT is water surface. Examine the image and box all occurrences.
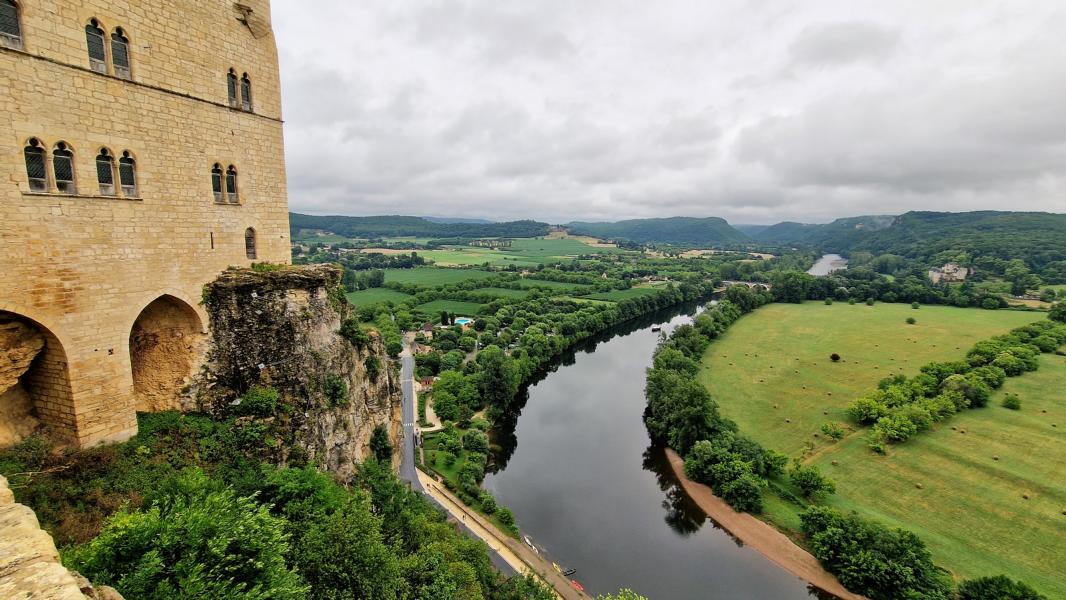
[484,305,821,599]
[807,254,849,276]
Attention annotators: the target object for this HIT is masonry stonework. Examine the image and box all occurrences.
[1,0,291,447]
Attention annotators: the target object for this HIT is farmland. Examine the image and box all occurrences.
[416,300,485,318]
[699,302,1063,596]
[470,287,529,299]
[383,267,495,286]
[345,288,412,308]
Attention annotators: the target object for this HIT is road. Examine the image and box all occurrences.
[397,334,519,577]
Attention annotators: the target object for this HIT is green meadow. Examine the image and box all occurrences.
[700,302,1063,596]
[382,267,495,286]
[416,300,485,318]
[344,288,412,308]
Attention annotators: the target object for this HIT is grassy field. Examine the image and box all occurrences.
[292,229,358,244]
[515,278,591,293]
[700,303,1043,456]
[383,267,495,286]
[416,300,485,317]
[581,287,663,302]
[345,288,412,307]
[699,302,1063,596]
[470,287,529,299]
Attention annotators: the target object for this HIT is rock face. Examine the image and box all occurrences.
[0,317,45,446]
[0,475,123,600]
[196,265,402,480]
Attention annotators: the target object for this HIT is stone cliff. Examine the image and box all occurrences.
[195,265,402,480]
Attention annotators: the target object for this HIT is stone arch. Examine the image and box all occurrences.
[128,295,207,412]
[0,310,75,447]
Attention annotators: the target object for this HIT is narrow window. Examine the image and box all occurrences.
[111,28,130,79]
[96,148,115,195]
[210,231,215,249]
[245,227,257,259]
[119,151,137,196]
[53,142,76,194]
[24,138,47,192]
[240,73,252,111]
[86,19,107,73]
[211,163,223,202]
[226,165,238,203]
[0,0,22,49]
[227,69,238,108]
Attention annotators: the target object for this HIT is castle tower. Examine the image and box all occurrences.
[0,0,291,447]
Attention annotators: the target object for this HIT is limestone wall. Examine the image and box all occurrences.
[0,0,290,447]
[0,475,122,600]
[198,265,404,480]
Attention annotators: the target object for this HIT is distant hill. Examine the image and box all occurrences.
[752,211,1066,272]
[290,213,548,239]
[566,217,749,245]
[733,224,771,237]
[752,216,895,249]
[422,217,496,224]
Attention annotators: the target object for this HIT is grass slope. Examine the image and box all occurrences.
[701,303,1042,456]
[417,300,484,317]
[700,302,1063,596]
[345,288,413,308]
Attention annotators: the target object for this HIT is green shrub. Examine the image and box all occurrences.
[339,318,370,349]
[912,302,920,309]
[1002,393,1022,410]
[958,575,1047,600]
[323,375,348,407]
[906,317,917,325]
[233,386,279,417]
[866,298,875,306]
[824,298,833,305]
[370,425,392,463]
[479,492,498,514]
[65,469,306,600]
[789,464,836,501]
[364,356,381,383]
[820,422,845,440]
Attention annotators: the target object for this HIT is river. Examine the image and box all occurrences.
[483,304,823,599]
[807,254,848,276]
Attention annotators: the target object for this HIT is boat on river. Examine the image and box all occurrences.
[570,580,585,593]
[523,535,538,554]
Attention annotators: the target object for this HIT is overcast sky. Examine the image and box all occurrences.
[272,1,1066,225]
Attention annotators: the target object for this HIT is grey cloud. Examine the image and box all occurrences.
[788,21,900,68]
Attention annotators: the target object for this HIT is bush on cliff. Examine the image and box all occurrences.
[65,468,306,600]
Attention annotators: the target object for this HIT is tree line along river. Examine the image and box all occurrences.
[484,302,827,599]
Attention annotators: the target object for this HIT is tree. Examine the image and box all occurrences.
[294,494,402,600]
[958,576,1047,600]
[370,424,393,464]
[476,346,519,413]
[1050,301,1066,323]
[66,469,306,600]
[596,590,650,600]
[789,464,836,501]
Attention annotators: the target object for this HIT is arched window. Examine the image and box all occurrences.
[24,138,47,192]
[119,151,137,196]
[240,73,252,111]
[53,142,76,194]
[226,165,238,203]
[111,28,130,79]
[0,0,22,49]
[211,163,223,202]
[227,69,238,108]
[85,19,106,73]
[245,228,257,259]
[96,148,115,195]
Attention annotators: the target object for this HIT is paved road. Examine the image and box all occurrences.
[398,337,420,490]
[396,335,516,576]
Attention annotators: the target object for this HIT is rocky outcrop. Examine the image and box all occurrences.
[0,475,123,600]
[1,317,45,446]
[196,265,402,480]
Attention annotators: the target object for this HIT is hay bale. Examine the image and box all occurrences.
[831,460,839,466]
[951,426,957,431]
[823,411,828,415]
[1022,493,1030,500]
[915,483,923,489]
[773,404,778,409]
[993,455,1000,461]
[785,419,791,424]
[960,429,967,434]
[827,392,833,396]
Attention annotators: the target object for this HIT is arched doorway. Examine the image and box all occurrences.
[128,296,206,412]
[0,311,74,446]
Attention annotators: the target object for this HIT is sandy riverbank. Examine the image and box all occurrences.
[665,449,864,600]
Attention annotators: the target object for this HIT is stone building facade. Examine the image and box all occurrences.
[0,0,291,448]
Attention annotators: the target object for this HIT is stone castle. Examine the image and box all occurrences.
[1,0,292,448]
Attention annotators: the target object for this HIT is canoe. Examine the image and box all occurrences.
[570,580,585,592]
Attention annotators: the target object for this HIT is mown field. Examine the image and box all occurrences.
[345,288,412,307]
[700,302,1064,596]
[416,300,485,318]
[581,287,663,302]
[382,267,495,286]
[515,278,591,293]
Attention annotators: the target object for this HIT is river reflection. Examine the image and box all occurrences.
[483,302,824,599]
